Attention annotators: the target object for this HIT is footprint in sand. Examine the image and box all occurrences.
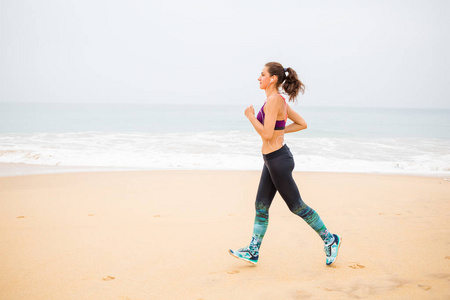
[17,216,25,219]
[418,284,431,291]
[102,276,115,281]
[295,290,311,296]
[294,290,312,299]
[348,263,366,269]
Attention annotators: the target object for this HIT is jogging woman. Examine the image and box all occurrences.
[229,62,341,266]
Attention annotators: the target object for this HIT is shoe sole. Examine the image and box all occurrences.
[327,236,342,267]
[228,249,258,265]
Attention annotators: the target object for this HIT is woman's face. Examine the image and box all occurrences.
[258,66,273,90]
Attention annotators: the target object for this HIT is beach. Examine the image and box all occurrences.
[1,169,449,299]
[2,0,450,298]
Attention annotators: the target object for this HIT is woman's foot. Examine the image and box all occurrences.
[229,245,259,264]
[324,234,341,266]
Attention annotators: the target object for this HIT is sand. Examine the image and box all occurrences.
[0,170,449,299]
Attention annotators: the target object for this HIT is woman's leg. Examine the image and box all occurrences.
[229,164,277,264]
[264,147,334,245]
[250,163,277,251]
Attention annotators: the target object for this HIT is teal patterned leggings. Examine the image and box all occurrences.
[251,145,334,250]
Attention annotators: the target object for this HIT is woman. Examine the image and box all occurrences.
[229,62,341,266]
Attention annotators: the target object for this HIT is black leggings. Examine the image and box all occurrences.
[257,144,306,213]
[251,144,332,249]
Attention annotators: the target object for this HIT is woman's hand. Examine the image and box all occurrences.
[244,105,255,119]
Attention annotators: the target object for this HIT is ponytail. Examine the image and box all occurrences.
[265,62,305,102]
[282,67,305,101]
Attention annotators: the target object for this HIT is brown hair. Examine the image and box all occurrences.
[265,62,305,102]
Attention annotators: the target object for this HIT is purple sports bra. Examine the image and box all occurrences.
[256,94,288,130]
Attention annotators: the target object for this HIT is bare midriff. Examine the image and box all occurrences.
[261,128,285,154]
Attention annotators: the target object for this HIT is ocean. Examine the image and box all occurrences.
[1,102,449,176]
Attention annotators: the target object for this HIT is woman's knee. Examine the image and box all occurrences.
[288,201,310,216]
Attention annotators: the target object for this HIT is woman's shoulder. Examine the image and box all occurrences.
[266,94,285,105]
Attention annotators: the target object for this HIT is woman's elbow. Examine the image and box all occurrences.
[262,131,274,140]
[296,121,307,131]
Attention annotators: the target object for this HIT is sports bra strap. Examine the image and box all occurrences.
[278,94,288,121]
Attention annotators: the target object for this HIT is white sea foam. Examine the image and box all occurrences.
[1,131,449,176]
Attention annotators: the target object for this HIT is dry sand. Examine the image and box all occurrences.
[0,170,449,299]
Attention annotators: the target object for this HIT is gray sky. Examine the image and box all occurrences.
[1,0,449,108]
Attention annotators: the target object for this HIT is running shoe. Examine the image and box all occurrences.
[229,245,259,264]
[325,234,342,266]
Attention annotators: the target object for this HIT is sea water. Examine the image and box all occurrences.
[0,102,449,176]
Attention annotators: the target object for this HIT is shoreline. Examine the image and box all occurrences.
[0,162,138,177]
[0,162,448,179]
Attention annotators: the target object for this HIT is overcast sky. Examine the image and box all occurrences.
[1,0,449,108]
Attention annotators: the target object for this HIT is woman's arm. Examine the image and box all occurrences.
[284,105,307,134]
[245,96,281,140]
